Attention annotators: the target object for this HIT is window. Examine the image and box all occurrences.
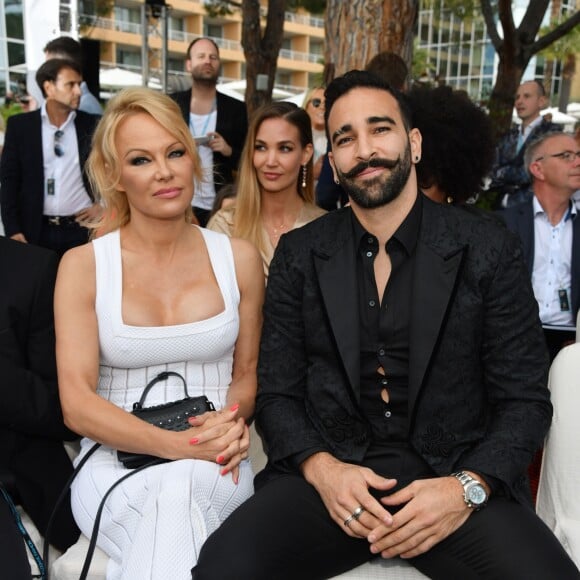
[117,48,141,68]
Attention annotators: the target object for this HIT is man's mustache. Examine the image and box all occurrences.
[342,157,400,179]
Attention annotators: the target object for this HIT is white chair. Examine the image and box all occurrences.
[536,343,580,569]
[50,429,426,579]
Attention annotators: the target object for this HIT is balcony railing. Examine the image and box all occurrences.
[82,14,322,65]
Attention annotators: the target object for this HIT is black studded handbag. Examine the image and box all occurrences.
[117,371,215,469]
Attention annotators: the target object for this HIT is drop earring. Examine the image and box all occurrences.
[301,165,307,188]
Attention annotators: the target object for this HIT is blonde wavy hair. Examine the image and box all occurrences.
[233,101,314,256]
[87,87,201,235]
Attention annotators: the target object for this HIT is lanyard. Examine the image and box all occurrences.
[189,101,216,137]
[0,485,46,579]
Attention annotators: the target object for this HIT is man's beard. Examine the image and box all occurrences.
[192,67,219,86]
[335,142,412,209]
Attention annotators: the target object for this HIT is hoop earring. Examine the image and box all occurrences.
[301,165,307,188]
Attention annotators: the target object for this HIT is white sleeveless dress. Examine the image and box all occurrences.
[70,227,254,580]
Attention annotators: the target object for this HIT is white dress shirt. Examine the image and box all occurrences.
[41,103,93,216]
[532,196,576,327]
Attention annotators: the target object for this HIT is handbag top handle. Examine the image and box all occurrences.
[134,371,189,410]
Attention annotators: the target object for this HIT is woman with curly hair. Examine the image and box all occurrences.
[406,85,495,205]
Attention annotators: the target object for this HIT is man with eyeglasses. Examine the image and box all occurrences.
[170,37,248,227]
[500,131,580,360]
[0,59,101,257]
[489,80,561,209]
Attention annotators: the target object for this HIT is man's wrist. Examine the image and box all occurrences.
[300,451,336,482]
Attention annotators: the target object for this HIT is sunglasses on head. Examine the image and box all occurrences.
[54,130,64,157]
[310,98,323,108]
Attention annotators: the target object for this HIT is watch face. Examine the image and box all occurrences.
[467,484,487,505]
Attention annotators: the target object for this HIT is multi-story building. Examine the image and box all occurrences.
[416,0,579,105]
[0,1,578,107]
[80,0,324,96]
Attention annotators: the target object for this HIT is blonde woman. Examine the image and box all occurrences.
[55,88,264,579]
[208,101,325,277]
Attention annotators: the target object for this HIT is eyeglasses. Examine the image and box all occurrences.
[534,150,580,163]
[54,130,64,157]
[310,98,324,108]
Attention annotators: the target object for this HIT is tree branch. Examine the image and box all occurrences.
[518,0,549,43]
[480,0,502,51]
[530,11,580,55]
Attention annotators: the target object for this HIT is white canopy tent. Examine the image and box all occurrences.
[216,80,298,102]
[99,68,162,91]
[566,102,580,120]
[512,107,577,131]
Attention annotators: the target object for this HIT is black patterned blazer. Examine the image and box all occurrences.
[256,196,551,506]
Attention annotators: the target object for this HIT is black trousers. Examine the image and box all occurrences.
[193,474,580,580]
[543,327,576,363]
[38,221,90,258]
[0,492,32,580]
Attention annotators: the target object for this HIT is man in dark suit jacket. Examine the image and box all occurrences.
[0,58,100,256]
[489,80,561,208]
[501,131,580,361]
[0,237,79,576]
[170,37,248,226]
[193,71,578,579]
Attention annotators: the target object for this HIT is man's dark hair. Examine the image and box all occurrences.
[365,52,408,92]
[406,84,494,203]
[44,36,83,66]
[36,58,81,98]
[186,37,220,59]
[324,70,412,142]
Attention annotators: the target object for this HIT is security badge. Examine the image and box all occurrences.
[558,289,570,311]
[47,178,55,196]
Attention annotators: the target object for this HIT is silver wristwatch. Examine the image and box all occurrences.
[452,471,488,510]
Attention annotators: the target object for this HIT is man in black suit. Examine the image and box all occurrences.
[193,71,579,579]
[0,237,79,577]
[501,131,580,361]
[170,37,247,226]
[0,58,100,257]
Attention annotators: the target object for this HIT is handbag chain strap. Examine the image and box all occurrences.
[134,371,189,410]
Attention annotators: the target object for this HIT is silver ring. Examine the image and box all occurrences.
[343,506,365,527]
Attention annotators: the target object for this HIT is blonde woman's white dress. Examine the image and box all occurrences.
[70,227,253,580]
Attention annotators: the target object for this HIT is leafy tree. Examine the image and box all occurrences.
[538,13,580,112]
[241,0,287,114]
[206,0,314,114]
[480,0,580,139]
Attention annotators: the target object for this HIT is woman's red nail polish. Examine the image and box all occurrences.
[189,438,199,445]
[230,403,239,411]
[216,455,225,464]
[220,468,228,476]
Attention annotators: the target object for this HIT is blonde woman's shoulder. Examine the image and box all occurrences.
[230,236,265,287]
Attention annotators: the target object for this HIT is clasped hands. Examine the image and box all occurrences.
[184,404,249,484]
[304,454,472,559]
